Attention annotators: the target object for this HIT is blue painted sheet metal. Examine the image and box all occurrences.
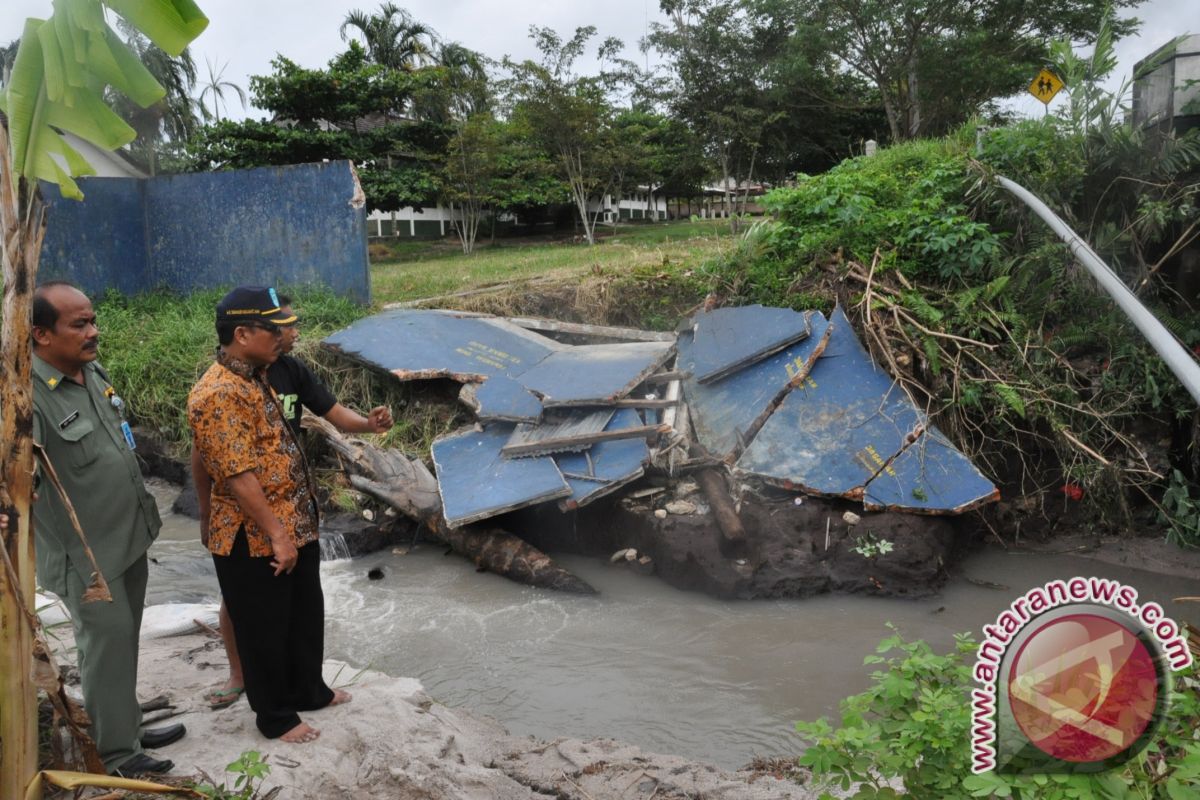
[679,311,830,459]
[555,409,650,509]
[465,376,544,423]
[432,424,571,528]
[42,162,372,303]
[516,341,676,406]
[325,310,561,382]
[736,307,926,498]
[863,428,999,513]
[691,305,811,384]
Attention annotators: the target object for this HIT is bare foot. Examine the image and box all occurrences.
[280,722,320,743]
[328,689,352,707]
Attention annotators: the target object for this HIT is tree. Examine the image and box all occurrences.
[107,18,201,175]
[1,3,207,796]
[0,39,18,82]
[340,2,438,71]
[504,26,625,245]
[790,0,1142,141]
[649,0,782,232]
[197,57,247,123]
[185,44,445,214]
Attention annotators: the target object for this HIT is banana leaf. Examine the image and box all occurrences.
[3,1,208,199]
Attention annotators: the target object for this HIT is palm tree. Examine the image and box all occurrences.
[0,38,18,85]
[340,2,438,71]
[197,57,248,123]
[108,19,200,174]
[439,43,491,119]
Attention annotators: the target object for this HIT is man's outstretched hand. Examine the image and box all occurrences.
[366,406,394,434]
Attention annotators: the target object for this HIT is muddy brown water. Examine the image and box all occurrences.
[142,481,1200,770]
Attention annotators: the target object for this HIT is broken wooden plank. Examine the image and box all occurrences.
[502,409,615,458]
[506,316,676,342]
[691,305,811,384]
[503,421,668,458]
[644,370,691,384]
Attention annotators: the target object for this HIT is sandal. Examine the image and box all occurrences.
[205,686,244,709]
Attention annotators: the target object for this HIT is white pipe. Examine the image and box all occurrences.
[997,175,1200,406]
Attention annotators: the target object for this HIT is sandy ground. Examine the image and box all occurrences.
[48,626,821,799]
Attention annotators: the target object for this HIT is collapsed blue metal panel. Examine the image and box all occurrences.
[471,376,543,422]
[736,307,926,497]
[39,178,149,298]
[690,305,811,384]
[554,408,649,509]
[516,341,676,406]
[144,162,371,302]
[432,424,571,528]
[863,428,998,513]
[679,311,830,458]
[325,310,560,382]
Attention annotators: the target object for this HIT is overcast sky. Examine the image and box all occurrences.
[1,0,1193,122]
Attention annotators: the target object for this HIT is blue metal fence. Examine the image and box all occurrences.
[39,161,370,303]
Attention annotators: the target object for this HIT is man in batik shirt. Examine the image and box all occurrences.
[188,286,349,744]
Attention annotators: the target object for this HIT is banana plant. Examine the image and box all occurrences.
[0,3,207,798]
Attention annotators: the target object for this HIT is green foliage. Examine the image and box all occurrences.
[1160,470,1200,549]
[185,43,445,213]
[850,534,894,558]
[3,0,208,198]
[698,30,1200,538]
[763,139,1002,282]
[192,749,276,800]
[797,629,1200,799]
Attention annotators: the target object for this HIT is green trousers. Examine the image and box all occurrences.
[60,554,147,772]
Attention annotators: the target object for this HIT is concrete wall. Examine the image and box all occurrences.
[40,161,371,303]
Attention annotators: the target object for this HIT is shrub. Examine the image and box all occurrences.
[795,628,1200,799]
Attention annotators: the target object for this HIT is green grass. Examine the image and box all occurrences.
[370,219,733,304]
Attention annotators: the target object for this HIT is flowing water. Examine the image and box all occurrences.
[144,481,1200,769]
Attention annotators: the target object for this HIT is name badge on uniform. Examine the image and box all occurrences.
[58,410,79,430]
[120,421,136,450]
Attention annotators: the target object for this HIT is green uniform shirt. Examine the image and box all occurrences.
[32,355,161,596]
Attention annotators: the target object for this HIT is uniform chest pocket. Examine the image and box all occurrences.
[56,418,101,469]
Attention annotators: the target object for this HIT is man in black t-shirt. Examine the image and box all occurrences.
[267,300,392,436]
[192,297,393,710]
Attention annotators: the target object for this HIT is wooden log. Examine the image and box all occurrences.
[695,468,748,559]
[303,414,596,594]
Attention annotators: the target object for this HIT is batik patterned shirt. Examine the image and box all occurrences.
[188,349,319,556]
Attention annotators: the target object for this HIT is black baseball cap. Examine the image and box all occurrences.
[216,286,297,326]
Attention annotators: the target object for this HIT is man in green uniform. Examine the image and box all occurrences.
[31,281,185,776]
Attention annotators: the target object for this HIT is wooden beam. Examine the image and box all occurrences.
[501,424,669,458]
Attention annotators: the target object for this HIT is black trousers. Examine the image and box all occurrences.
[212,529,334,738]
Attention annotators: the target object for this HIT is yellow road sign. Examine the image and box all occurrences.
[1028,68,1064,104]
